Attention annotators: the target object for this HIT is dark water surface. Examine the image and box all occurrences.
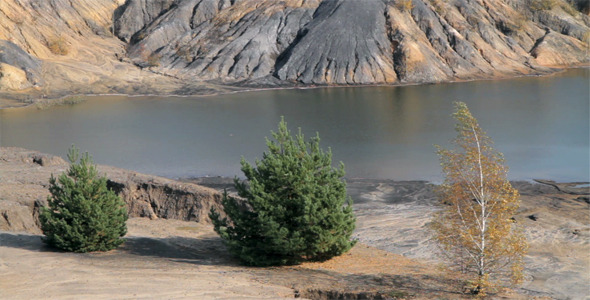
[1,69,588,182]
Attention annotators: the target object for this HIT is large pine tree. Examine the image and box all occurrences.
[210,118,356,266]
[40,146,128,252]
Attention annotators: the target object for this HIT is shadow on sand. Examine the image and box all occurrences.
[0,232,237,266]
[120,235,238,266]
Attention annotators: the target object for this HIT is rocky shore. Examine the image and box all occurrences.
[1,147,588,299]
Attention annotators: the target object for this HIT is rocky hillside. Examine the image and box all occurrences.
[0,0,588,98]
[0,147,223,233]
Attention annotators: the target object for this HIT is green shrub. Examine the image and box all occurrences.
[210,118,356,266]
[40,146,128,252]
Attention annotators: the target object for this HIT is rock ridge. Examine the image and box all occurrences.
[0,147,223,233]
[119,0,589,85]
[0,0,588,98]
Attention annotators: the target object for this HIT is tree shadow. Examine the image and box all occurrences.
[0,232,238,266]
[256,267,467,298]
[0,232,55,252]
[343,273,465,296]
[119,235,239,266]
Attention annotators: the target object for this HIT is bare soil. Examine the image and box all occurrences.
[1,218,473,299]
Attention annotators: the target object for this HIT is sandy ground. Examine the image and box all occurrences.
[1,148,589,299]
[346,180,590,299]
[0,219,294,299]
[1,218,474,300]
[192,178,590,299]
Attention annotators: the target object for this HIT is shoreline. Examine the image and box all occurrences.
[183,175,590,195]
[1,64,588,110]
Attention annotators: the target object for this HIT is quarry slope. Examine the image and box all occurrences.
[0,0,588,102]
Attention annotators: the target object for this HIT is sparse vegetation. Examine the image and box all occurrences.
[511,14,528,32]
[47,35,69,55]
[498,14,528,35]
[560,1,578,15]
[432,102,527,296]
[175,46,193,63]
[582,31,590,49]
[430,0,445,15]
[529,0,558,11]
[40,145,128,252]
[35,95,86,110]
[396,0,414,12]
[135,31,146,41]
[210,118,356,266]
[147,52,162,67]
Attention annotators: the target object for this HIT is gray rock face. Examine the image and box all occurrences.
[114,0,177,43]
[113,0,589,85]
[122,0,319,80]
[275,0,397,84]
[0,0,587,94]
[0,40,43,87]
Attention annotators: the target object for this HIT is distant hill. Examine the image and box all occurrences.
[0,0,588,97]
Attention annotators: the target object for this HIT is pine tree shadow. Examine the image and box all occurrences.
[0,232,55,252]
[118,235,239,266]
[0,232,237,266]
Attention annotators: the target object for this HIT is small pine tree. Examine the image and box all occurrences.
[210,118,356,266]
[432,102,527,295]
[40,146,128,252]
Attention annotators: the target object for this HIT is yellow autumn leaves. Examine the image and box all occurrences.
[432,102,528,296]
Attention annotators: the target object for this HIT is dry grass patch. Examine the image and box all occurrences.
[35,96,85,110]
[47,36,69,55]
[396,0,414,12]
[147,53,162,67]
[529,0,558,11]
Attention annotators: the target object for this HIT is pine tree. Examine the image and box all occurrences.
[40,146,128,252]
[432,102,527,295]
[210,118,356,266]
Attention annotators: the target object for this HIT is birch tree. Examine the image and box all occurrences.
[432,102,527,295]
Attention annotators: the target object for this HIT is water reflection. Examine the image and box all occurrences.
[1,69,588,181]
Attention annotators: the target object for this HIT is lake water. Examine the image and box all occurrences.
[1,68,588,182]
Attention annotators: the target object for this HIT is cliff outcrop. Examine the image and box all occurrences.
[0,0,588,99]
[118,0,589,85]
[0,147,223,233]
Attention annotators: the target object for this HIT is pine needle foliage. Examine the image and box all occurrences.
[210,118,356,266]
[40,146,128,252]
[432,102,527,295]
